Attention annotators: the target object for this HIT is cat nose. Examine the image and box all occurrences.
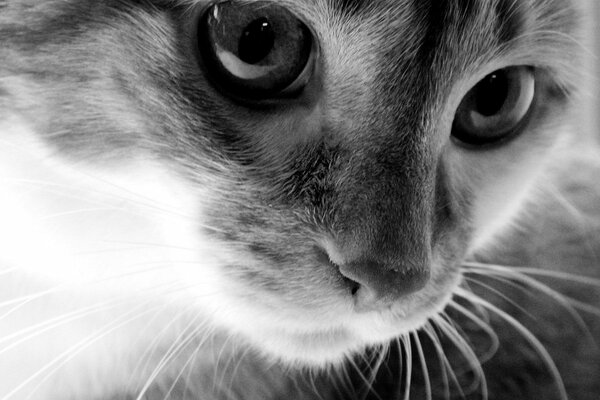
[338,259,429,312]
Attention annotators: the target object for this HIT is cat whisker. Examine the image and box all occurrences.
[355,345,386,397]
[135,312,211,400]
[76,240,200,253]
[399,334,413,400]
[343,360,360,400]
[463,264,600,351]
[542,183,600,263]
[0,262,218,312]
[307,365,326,400]
[162,326,219,400]
[447,300,500,364]
[391,338,402,400]
[462,276,537,320]
[433,314,488,400]
[0,281,116,311]
[0,301,126,352]
[181,340,209,400]
[346,353,381,400]
[511,267,600,288]
[125,301,196,394]
[459,279,493,325]
[22,310,161,400]
[3,302,162,400]
[411,331,432,400]
[0,282,188,353]
[36,208,125,221]
[0,178,141,208]
[364,344,389,400]
[422,324,453,400]
[0,265,222,344]
[224,341,254,400]
[2,176,200,223]
[466,261,600,289]
[214,332,242,396]
[65,169,198,219]
[464,262,600,320]
[85,260,210,281]
[0,273,221,359]
[0,284,75,316]
[455,288,568,400]
[544,181,594,220]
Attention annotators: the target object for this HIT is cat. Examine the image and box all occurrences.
[0,0,599,399]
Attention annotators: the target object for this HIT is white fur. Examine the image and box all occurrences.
[0,116,222,399]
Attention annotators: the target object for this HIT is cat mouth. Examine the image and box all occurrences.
[212,247,460,365]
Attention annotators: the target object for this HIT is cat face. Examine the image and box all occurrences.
[0,0,585,365]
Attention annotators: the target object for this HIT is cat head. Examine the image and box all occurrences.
[0,0,587,365]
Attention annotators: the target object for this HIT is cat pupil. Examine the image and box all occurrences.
[475,72,509,116]
[238,18,275,65]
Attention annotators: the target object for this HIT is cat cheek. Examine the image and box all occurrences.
[444,124,565,252]
[0,121,222,298]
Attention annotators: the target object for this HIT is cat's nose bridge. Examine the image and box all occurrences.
[318,134,436,310]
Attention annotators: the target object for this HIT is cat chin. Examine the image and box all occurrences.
[241,313,433,366]
[250,328,362,366]
[212,292,450,367]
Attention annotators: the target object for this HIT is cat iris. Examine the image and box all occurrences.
[197,1,317,101]
[452,66,536,147]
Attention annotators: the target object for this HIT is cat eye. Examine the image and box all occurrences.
[197,1,316,102]
[452,67,536,147]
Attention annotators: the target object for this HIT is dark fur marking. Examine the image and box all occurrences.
[283,142,340,209]
[415,0,451,61]
[431,160,456,245]
[248,242,289,265]
[332,0,368,17]
[495,0,527,44]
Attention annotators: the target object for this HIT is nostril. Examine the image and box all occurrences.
[314,243,430,311]
[347,278,361,296]
[338,259,430,311]
[314,245,362,295]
